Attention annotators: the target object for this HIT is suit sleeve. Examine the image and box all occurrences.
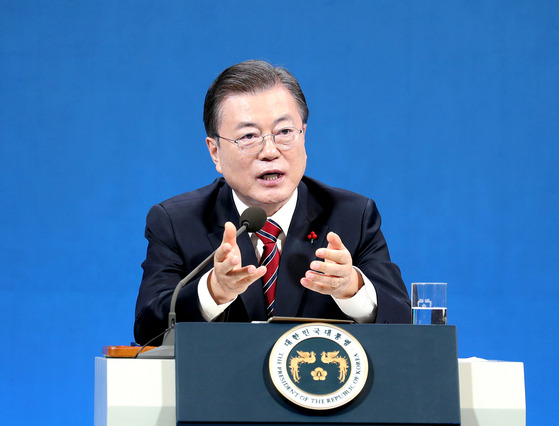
[134,204,206,345]
[353,199,411,324]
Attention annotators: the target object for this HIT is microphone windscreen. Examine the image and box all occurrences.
[239,207,267,232]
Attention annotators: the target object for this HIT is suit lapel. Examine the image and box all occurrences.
[274,181,329,318]
[238,233,267,321]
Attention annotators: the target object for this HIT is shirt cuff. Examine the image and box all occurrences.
[332,267,378,323]
[197,269,236,322]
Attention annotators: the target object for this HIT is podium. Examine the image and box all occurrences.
[95,323,526,426]
[174,323,459,425]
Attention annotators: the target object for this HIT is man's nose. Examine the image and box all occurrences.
[259,134,280,157]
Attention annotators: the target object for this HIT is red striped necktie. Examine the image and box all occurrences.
[256,219,282,317]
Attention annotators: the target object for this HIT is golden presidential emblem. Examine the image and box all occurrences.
[268,323,369,410]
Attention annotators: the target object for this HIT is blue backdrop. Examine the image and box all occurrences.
[1,1,557,424]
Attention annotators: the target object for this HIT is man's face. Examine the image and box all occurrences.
[207,85,307,216]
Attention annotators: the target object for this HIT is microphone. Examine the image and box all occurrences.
[137,206,267,358]
[239,206,267,233]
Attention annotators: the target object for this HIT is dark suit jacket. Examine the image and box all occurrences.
[134,176,410,345]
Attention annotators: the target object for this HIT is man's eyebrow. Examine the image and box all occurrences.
[272,115,295,126]
[234,115,295,131]
[235,121,259,130]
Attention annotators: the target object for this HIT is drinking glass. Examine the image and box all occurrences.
[411,282,447,325]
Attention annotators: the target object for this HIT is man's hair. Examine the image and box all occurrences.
[203,60,309,139]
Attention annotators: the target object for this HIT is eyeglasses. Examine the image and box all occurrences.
[217,127,303,155]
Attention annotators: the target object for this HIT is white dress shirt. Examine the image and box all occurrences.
[197,189,378,322]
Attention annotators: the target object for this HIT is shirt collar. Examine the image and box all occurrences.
[232,188,298,236]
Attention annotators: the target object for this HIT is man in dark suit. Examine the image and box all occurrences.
[134,60,410,345]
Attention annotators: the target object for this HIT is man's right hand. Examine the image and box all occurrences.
[208,221,266,305]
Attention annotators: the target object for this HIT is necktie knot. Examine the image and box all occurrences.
[256,219,282,244]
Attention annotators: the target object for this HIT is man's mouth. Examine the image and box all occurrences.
[260,173,282,181]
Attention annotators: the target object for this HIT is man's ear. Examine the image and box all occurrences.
[206,137,222,174]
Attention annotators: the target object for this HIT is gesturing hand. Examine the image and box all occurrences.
[300,231,364,299]
[208,221,266,304]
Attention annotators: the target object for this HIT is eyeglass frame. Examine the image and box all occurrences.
[215,126,304,156]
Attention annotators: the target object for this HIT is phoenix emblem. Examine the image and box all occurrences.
[321,350,349,383]
[288,351,316,383]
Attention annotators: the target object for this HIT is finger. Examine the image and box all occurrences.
[310,260,346,277]
[303,270,342,287]
[210,264,265,303]
[315,246,351,265]
[300,274,341,295]
[214,251,241,275]
[221,264,262,281]
[222,222,238,247]
[301,268,361,299]
[214,222,238,263]
[233,265,267,287]
[326,231,345,250]
[214,242,233,263]
[217,265,267,295]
